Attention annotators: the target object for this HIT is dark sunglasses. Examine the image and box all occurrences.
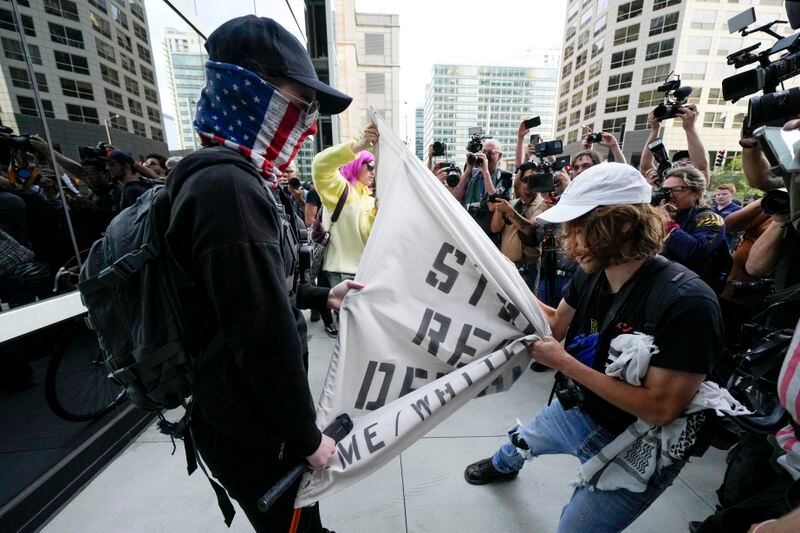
[663,185,692,195]
[364,161,375,171]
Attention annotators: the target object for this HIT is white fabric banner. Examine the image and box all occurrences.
[295,109,551,507]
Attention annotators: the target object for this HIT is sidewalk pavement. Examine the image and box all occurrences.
[41,312,726,532]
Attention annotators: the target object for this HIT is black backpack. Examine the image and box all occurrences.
[78,185,212,411]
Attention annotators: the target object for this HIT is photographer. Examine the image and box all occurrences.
[640,105,710,179]
[103,150,149,210]
[489,162,546,292]
[453,138,511,246]
[581,132,626,165]
[464,163,722,532]
[660,167,731,294]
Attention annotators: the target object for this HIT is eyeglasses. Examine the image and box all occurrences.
[265,79,319,119]
[364,161,375,171]
[482,149,499,156]
[662,185,692,195]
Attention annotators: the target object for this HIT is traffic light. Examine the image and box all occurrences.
[714,149,726,168]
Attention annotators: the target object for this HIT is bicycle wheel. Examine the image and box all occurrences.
[45,320,127,422]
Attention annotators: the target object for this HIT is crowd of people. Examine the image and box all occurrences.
[2,10,800,533]
[0,129,185,307]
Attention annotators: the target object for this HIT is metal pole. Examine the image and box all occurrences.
[104,119,113,146]
[9,0,82,268]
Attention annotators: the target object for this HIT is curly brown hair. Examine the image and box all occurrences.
[562,204,666,267]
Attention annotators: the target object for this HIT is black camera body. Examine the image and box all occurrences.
[525,142,566,194]
[444,163,461,188]
[78,142,111,162]
[586,132,603,144]
[746,87,800,133]
[432,141,447,157]
[646,138,673,185]
[653,78,693,121]
[554,372,585,410]
[761,189,790,216]
[651,187,670,206]
[466,127,485,166]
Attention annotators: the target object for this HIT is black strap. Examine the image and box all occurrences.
[183,401,236,527]
[330,185,350,224]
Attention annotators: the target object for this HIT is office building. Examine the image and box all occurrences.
[415,107,423,160]
[423,61,559,169]
[0,0,167,161]
[333,0,400,141]
[163,27,205,151]
[554,0,798,165]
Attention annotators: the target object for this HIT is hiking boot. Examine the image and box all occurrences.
[324,323,339,338]
[464,457,518,485]
[310,309,321,322]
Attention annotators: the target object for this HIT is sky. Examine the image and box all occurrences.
[143,0,568,148]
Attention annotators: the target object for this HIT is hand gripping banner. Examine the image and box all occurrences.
[295,109,551,507]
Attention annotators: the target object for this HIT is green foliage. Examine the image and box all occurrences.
[709,153,763,201]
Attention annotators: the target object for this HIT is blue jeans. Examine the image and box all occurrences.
[492,401,686,533]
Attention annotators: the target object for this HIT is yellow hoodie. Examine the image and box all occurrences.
[312,142,376,275]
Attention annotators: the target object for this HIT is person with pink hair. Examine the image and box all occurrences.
[311,125,379,306]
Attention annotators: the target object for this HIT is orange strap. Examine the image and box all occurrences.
[288,508,302,533]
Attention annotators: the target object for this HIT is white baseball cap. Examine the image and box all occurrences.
[536,162,652,224]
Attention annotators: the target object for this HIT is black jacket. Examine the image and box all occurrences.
[165,146,328,458]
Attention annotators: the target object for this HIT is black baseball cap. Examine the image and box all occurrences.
[100,150,136,167]
[205,15,352,115]
[671,150,690,163]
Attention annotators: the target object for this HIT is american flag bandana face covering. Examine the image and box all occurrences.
[193,61,319,177]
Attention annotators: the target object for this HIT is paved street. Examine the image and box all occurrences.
[42,312,724,532]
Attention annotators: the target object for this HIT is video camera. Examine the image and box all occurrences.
[466,126,487,166]
[653,75,694,121]
[0,125,37,184]
[526,140,567,193]
[78,142,111,162]
[722,7,800,134]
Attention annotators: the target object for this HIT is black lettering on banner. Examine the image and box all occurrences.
[337,434,361,468]
[354,361,396,410]
[434,383,457,406]
[496,293,521,324]
[425,242,466,294]
[477,375,504,398]
[411,395,432,421]
[411,308,452,357]
[512,365,523,382]
[364,422,385,454]
[447,324,492,365]
[461,371,473,386]
[483,357,495,372]
[496,294,536,334]
[400,367,429,397]
[468,274,488,306]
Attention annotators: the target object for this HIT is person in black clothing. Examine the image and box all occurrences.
[163,16,354,533]
[303,183,338,336]
[463,163,723,532]
[103,150,148,210]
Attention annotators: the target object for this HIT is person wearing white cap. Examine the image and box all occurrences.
[464,162,723,532]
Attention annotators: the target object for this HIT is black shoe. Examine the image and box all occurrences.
[464,458,518,485]
[530,361,550,372]
[324,323,339,338]
[310,309,321,322]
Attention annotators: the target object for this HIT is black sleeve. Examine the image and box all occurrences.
[297,282,329,310]
[563,268,587,308]
[190,171,322,457]
[651,293,722,375]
